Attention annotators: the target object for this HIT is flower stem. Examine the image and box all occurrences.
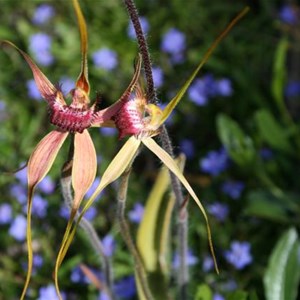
[122,1,190,298]
[117,168,154,300]
[60,141,115,299]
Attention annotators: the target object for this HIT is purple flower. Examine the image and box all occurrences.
[172,249,198,269]
[92,48,118,70]
[37,175,55,194]
[188,79,208,106]
[59,77,76,95]
[15,165,28,185]
[59,205,69,219]
[152,66,164,88]
[85,177,103,200]
[32,4,55,25]
[70,267,89,284]
[161,28,186,56]
[213,293,225,300]
[100,127,117,136]
[38,284,65,300]
[224,241,252,270]
[216,78,233,97]
[102,234,116,257]
[33,254,44,268]
[279,5,298,25]
[202,255,214,272]
[260,147,273,160]
[30,194,48,218]
[9,214,27,241]
[0,203,13,224]
[10,184,27,204]
[200,148,229,176]
[83,206,97,221]
[128,203,144,224]
[0,100,6,112]
[285,80,300,97]
[207,202,229,222]
[221,180,245,199]
[27,79,42,101]
[127,16,150,39]
[179,139,195,159]
[29,33,54,66]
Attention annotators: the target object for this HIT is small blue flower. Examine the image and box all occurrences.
[224,241,252,270]
[37,175,55,194]
[0,203,13,224]
[259,147,273,160]
[30,194,48,218]
[83,206,97,221]
[92,48,118,70]
[32,4,55,25]
[188,78,208,106]
[200,148,229,176]
[213,293,225,300]
[15,165,28,185]
[38,284,65,300]
[10,184,27,204]
[128,203,144,224]
[285,80,300,97]
[127,16,150,39]
[161,28,186,56]
[202,255,214,272]
[33,254,44,268]
[221,180,245,199]
[29,33,54,66]
[27,79,42,101]
[172,249,198,269]
[216,78,233,97]
[85,177,103,201]
[59,77,76,95]
[100,127,117,136]
[179,139,195,159]
[152,66,164,88]
[70,266,89,284]
[9,214,27,241]
[207,202,229,222]
[59,205,69,219]
[102,234,116,257]
[279,5,298,25]
[0,100,6,112]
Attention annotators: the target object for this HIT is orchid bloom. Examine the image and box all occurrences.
[2,0,140,299]
[56,7,250,288]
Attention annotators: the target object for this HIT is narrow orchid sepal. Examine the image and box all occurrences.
[141,137,219,273]
[1,40,66,106]
[73,0,90,94]
[159,7,250,126]
[91,54,142,126]
[20,130,68,300]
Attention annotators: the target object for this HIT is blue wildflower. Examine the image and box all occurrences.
[202,255,214,272]
[213,293,225,300]
[10,184,27,204]
[59,76,76,95]
[216,78,233,97]
[33,254,44,268]
[9,214,27,241]
[152,66,164,88]
[59,205,69,219]
[0,100,6,112]
[207,202,229,222]
[30,194,48,218]
[15,165,28,185]
[200,148,229,176]
[127,16,150,39]
[32,4,55,25]
[100,127,117,136]
[27,79,42,101]
[83,206,97,221]
[285,80,300,97]
[92,48,118,70]
[179,139,195,159]
[85,177,103,200]
[37,175,55,194]
[188,78,208,106]
[173,249,198,269]
[221,180,245,199]
[128,203,144,224]
[102,234,116,257]
[259,147,273,160]
[29,33,54,66]
[224,241,252,270]
[38,284,65,300]
[279,5,298,25]
[70,266,89,284]
[0,203,13,224]
[161,28,186,56]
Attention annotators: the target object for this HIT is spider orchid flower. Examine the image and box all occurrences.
[1,0,141,298]
[56,7,250,285]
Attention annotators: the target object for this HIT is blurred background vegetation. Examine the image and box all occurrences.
[0,0,300,299]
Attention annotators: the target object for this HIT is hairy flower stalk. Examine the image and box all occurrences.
[1,0,141,298]
[54,11,250,299]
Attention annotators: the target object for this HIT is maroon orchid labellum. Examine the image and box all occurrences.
[1,0,141,298]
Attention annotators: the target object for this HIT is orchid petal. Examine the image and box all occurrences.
[20,130,68,300]
[92,54,142,125]
[73,0,90,94]
[159,7,249,126]
[1,40,66,105]
[72,130,97,210]
[142,137,219,273]
[54,136,141,279]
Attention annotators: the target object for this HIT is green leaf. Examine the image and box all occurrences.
[227,290,248,300]
[195,284,212,300]
[255,109,292,153]
[264,228,300,300]
[216,114,256,166]
[271,38,288,111]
